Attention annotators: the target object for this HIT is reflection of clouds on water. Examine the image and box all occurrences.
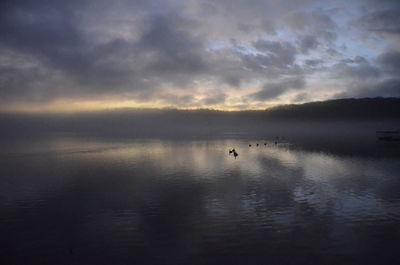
[1,136,400,264]
[3,137,400,220]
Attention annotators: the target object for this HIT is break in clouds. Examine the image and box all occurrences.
[0,0,400,110]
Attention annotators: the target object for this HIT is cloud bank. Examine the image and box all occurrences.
[0,0,399,111]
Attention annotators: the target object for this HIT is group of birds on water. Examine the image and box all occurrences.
[229,137,284,159]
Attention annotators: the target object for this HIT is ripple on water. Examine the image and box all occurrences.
[1,137,400,264]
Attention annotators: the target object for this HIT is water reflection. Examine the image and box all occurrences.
[0,137,399,264]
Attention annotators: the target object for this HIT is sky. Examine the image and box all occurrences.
[0,0,400,112]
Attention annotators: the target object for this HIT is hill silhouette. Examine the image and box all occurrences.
[263,97,400,120]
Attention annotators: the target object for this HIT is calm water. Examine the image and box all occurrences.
[1,136,400,265]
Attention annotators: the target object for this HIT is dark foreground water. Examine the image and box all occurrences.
[1,136,400,265]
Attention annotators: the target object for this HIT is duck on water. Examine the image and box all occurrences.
[229,148,238,159]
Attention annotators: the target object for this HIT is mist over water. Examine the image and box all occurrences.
[1,109,399,141]
[1,0,400,261]
[1,131,399,265]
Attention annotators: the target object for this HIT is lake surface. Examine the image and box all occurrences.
[1,136,400,265]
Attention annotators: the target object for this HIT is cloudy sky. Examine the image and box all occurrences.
[1,0,399,112]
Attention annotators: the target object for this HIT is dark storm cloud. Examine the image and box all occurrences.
[332,57,380,80]
[284,11,332,30]
[0,0,118,90]
[357,9,400,35]
[337,78,400,98]
[300,35,319,54]
[293,92,310,102]
[250,77,305,101]
[136,14,206,75]
[327,48,341,57]
[0,65,50,103]
[0,0,399,109]
[1,0,303,105]
[159,93,196,107]
[0,0,209,103]
[247,40,298,73]
[340,56,367,64]
[334,50,400,99]
[0,1,83,57]
[237,19,276,35]
[377,50,400,74]
[0,0,128,100]
[223,75,242,87]
[283,10,337,41]
[364,79,400,97]
[202,91,227,105]
[305,59,323,67]
[253,40,297,61]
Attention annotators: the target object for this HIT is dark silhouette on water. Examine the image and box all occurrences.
[228,148,238,159]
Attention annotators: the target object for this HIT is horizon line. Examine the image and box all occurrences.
[0,97,398,115]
